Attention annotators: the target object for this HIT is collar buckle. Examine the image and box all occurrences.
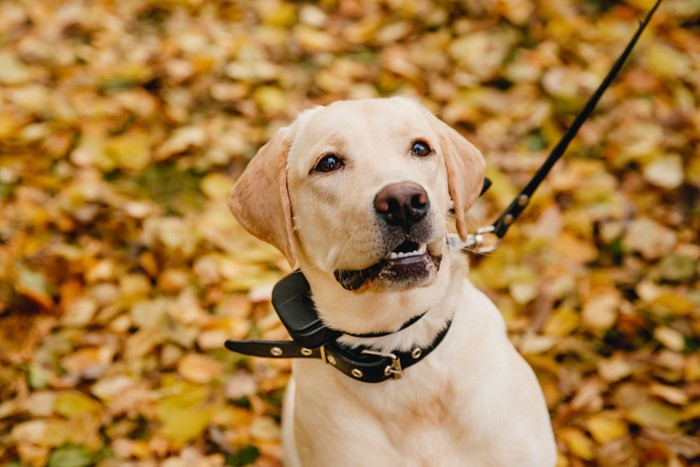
[362,349,402,380]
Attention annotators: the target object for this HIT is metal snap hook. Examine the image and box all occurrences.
[447,226,502,254]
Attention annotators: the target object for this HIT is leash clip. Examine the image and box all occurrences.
[448,226,502,254]
[469,225,502,253]
[361,349,402,380]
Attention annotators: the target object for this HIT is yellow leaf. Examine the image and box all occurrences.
[649,293,695,317]
[156,382,212,443]
[560,427,594,461]
[647,43,692,78]
[231,407,254,427]
[106,130,152,171]
[262,2,296,27]
[0,51,30,84]
[587,413,628,443]
[0,113,25,139]
[685,355,700,382]
[253,86,288,116]
[54,391,103,418]
[295,25,340,52]
[543,307,579,337]
[200,173,234,201]
[626,401,682,431]
[129,439,152,459]
[507,266,539,304]
[160,406,212,444]
[124,326,165,361]
[484,166,518,209]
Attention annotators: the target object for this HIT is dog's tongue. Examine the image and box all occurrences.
[334,262,384,291]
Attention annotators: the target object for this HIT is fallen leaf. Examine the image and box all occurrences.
[653,327,685,352]
[626,401,682,431]
[624,218,677,260]
[587,412,629,443]
[560,427,595,461]
[643,154,684,189]
[582,290,621,331]
[156,382,213,443]
[177,353,224,384]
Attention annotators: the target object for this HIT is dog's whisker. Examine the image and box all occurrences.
[296,264,320,275]
[334,235,358,271]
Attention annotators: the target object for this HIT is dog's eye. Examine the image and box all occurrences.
[314,154,344,173]
[411,140,432,158]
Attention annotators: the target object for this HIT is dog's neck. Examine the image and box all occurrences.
[299,250,467,353]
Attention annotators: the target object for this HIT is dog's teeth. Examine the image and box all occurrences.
[389,244,426,259]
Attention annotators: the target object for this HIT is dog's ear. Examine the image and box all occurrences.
[430,116,486,241]
[228,127,297,266]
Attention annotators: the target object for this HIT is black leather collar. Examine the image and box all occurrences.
[224,271,452,383]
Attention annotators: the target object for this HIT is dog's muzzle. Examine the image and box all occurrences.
[334,182,442,291]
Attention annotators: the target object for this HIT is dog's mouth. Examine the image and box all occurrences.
[334,240,442,291]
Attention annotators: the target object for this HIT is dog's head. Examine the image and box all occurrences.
[230,97,485,293]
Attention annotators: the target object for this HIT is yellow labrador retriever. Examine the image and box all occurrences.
[229,97,556,466]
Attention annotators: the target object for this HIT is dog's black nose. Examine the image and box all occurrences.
[374,182,429,231]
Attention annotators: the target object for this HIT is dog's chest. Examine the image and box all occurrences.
[369,372,457,427]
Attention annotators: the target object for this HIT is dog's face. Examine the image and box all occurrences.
[230,97,485,294]
[287,99,450,292]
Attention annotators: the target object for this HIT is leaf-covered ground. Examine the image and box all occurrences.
[1,0,699,466]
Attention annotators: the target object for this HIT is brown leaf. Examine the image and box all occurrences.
[177,353,224,384]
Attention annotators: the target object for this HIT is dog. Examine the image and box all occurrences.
[229,97,556,466]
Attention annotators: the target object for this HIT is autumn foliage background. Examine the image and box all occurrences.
[1,0,699,465]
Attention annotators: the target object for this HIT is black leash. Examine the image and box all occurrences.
[459,0,664,254]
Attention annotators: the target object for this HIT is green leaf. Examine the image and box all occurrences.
[48,446,93,467]
[228,445,260,466]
